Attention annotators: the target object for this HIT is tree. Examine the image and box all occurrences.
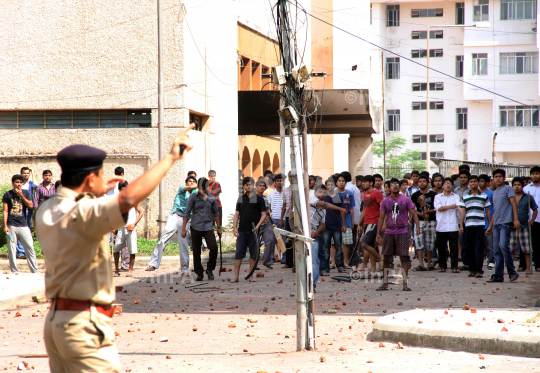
[373,136,426,178]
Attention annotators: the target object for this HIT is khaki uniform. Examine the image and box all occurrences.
[35,187,126,373]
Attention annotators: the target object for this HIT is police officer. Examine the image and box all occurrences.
[35,125,194,372]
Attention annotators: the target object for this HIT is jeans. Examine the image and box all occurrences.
[531,222,540,269]
[485,230,494,264]
[493,223,518,280]
[312,236,322,287]
[459,232,469,266]
[190,228,218,275]
[466,226,486,274]
[260,224,276,266]
[322,229,343,270]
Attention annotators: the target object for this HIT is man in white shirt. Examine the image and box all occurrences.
[524,165,540,271]
[269,174,285,263]
[108,167,130,271]
[434,177,464,272]
[343,171,361,265]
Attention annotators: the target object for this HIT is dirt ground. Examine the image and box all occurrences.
[1,264,539,372]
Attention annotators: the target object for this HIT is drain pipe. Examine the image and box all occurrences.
[492,133,498,164]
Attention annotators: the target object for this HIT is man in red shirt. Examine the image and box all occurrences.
[358,175,385,277]
[207,170,222,226]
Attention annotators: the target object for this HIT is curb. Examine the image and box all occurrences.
[0,253,238,272]
[372,309,540,358]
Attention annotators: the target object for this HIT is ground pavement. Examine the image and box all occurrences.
[0,264,539,372]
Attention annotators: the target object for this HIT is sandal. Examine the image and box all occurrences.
[412,265,427,272]
[376,285,389,291]
[438,269,446,273]
[402,286,412,291]
[329,265,336,270]
[114,272,121,277]
[452,269,460,273]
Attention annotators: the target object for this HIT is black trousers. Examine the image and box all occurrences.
[531,222,540,269]
[436,231,458,270]
[190,228,218,275]
[284,217,295,268]
[466,226,486,274]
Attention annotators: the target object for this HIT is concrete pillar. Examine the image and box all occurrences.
[349,135,372,175]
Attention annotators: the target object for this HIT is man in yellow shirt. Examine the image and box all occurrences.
[35,125,194,372]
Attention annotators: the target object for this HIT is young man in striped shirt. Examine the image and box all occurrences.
[459,175,492,278]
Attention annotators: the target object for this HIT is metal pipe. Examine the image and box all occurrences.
[290,125,314,351]
[157,0,165,237]
[381,51,386,178]
[426,26,430,173]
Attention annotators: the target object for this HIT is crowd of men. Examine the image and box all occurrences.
[5,163,540,292]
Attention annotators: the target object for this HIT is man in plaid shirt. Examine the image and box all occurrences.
[33,170,56,209]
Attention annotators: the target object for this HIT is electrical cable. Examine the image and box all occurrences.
[288,0,531,107]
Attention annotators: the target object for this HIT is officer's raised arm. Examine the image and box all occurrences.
[118,124,194,214]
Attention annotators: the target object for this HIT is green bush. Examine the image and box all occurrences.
[0,183,12,247]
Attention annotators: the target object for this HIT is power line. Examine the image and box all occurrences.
[289,0,530,107]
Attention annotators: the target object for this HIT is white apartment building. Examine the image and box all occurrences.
[370,0,540,168]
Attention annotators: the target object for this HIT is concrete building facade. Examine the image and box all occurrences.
[370,0,540,171]
[0,0,239,238]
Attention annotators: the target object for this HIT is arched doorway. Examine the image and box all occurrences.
[252,150,262,179]
[241,146,251,177]
[272,153,280,174]
[263,151,271,174]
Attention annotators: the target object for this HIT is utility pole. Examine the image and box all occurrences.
[381,52,386,179]
[157,0,165,236]
[276,0,315,351]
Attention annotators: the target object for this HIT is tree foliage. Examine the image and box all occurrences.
[373,136,426,178]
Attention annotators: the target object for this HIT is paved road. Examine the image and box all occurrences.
[1,264,539,372]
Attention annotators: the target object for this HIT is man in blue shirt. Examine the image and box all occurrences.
[335,173,355,272]
[487,169,521,283]
[146,175,197,273]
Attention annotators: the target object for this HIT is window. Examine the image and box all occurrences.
[474,0,490,21]
[501,0,537,20]
[418,152,444,160]
[412,50,427,58]
[413,102,443,110]
[412,83,444,91]
[412,102,427,110]
[456,56,464,77]
[412,30,443,39]
[412,9,443,17]
[190,113,204,131]
[430,102,444,109]
[456,3,465,24]
[500,106,540,126]
[387,5,400,26]
[500,52,538,74]
[387,110,400,131]
[457,108,468,129]
[0,110,152,129]
[413,135,427,143]
[430,134,445,142]
[412,49,443,58]
[386,57,400,79]
[472,53,488,75]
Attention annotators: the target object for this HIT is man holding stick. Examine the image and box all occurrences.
[35,125,194,372]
